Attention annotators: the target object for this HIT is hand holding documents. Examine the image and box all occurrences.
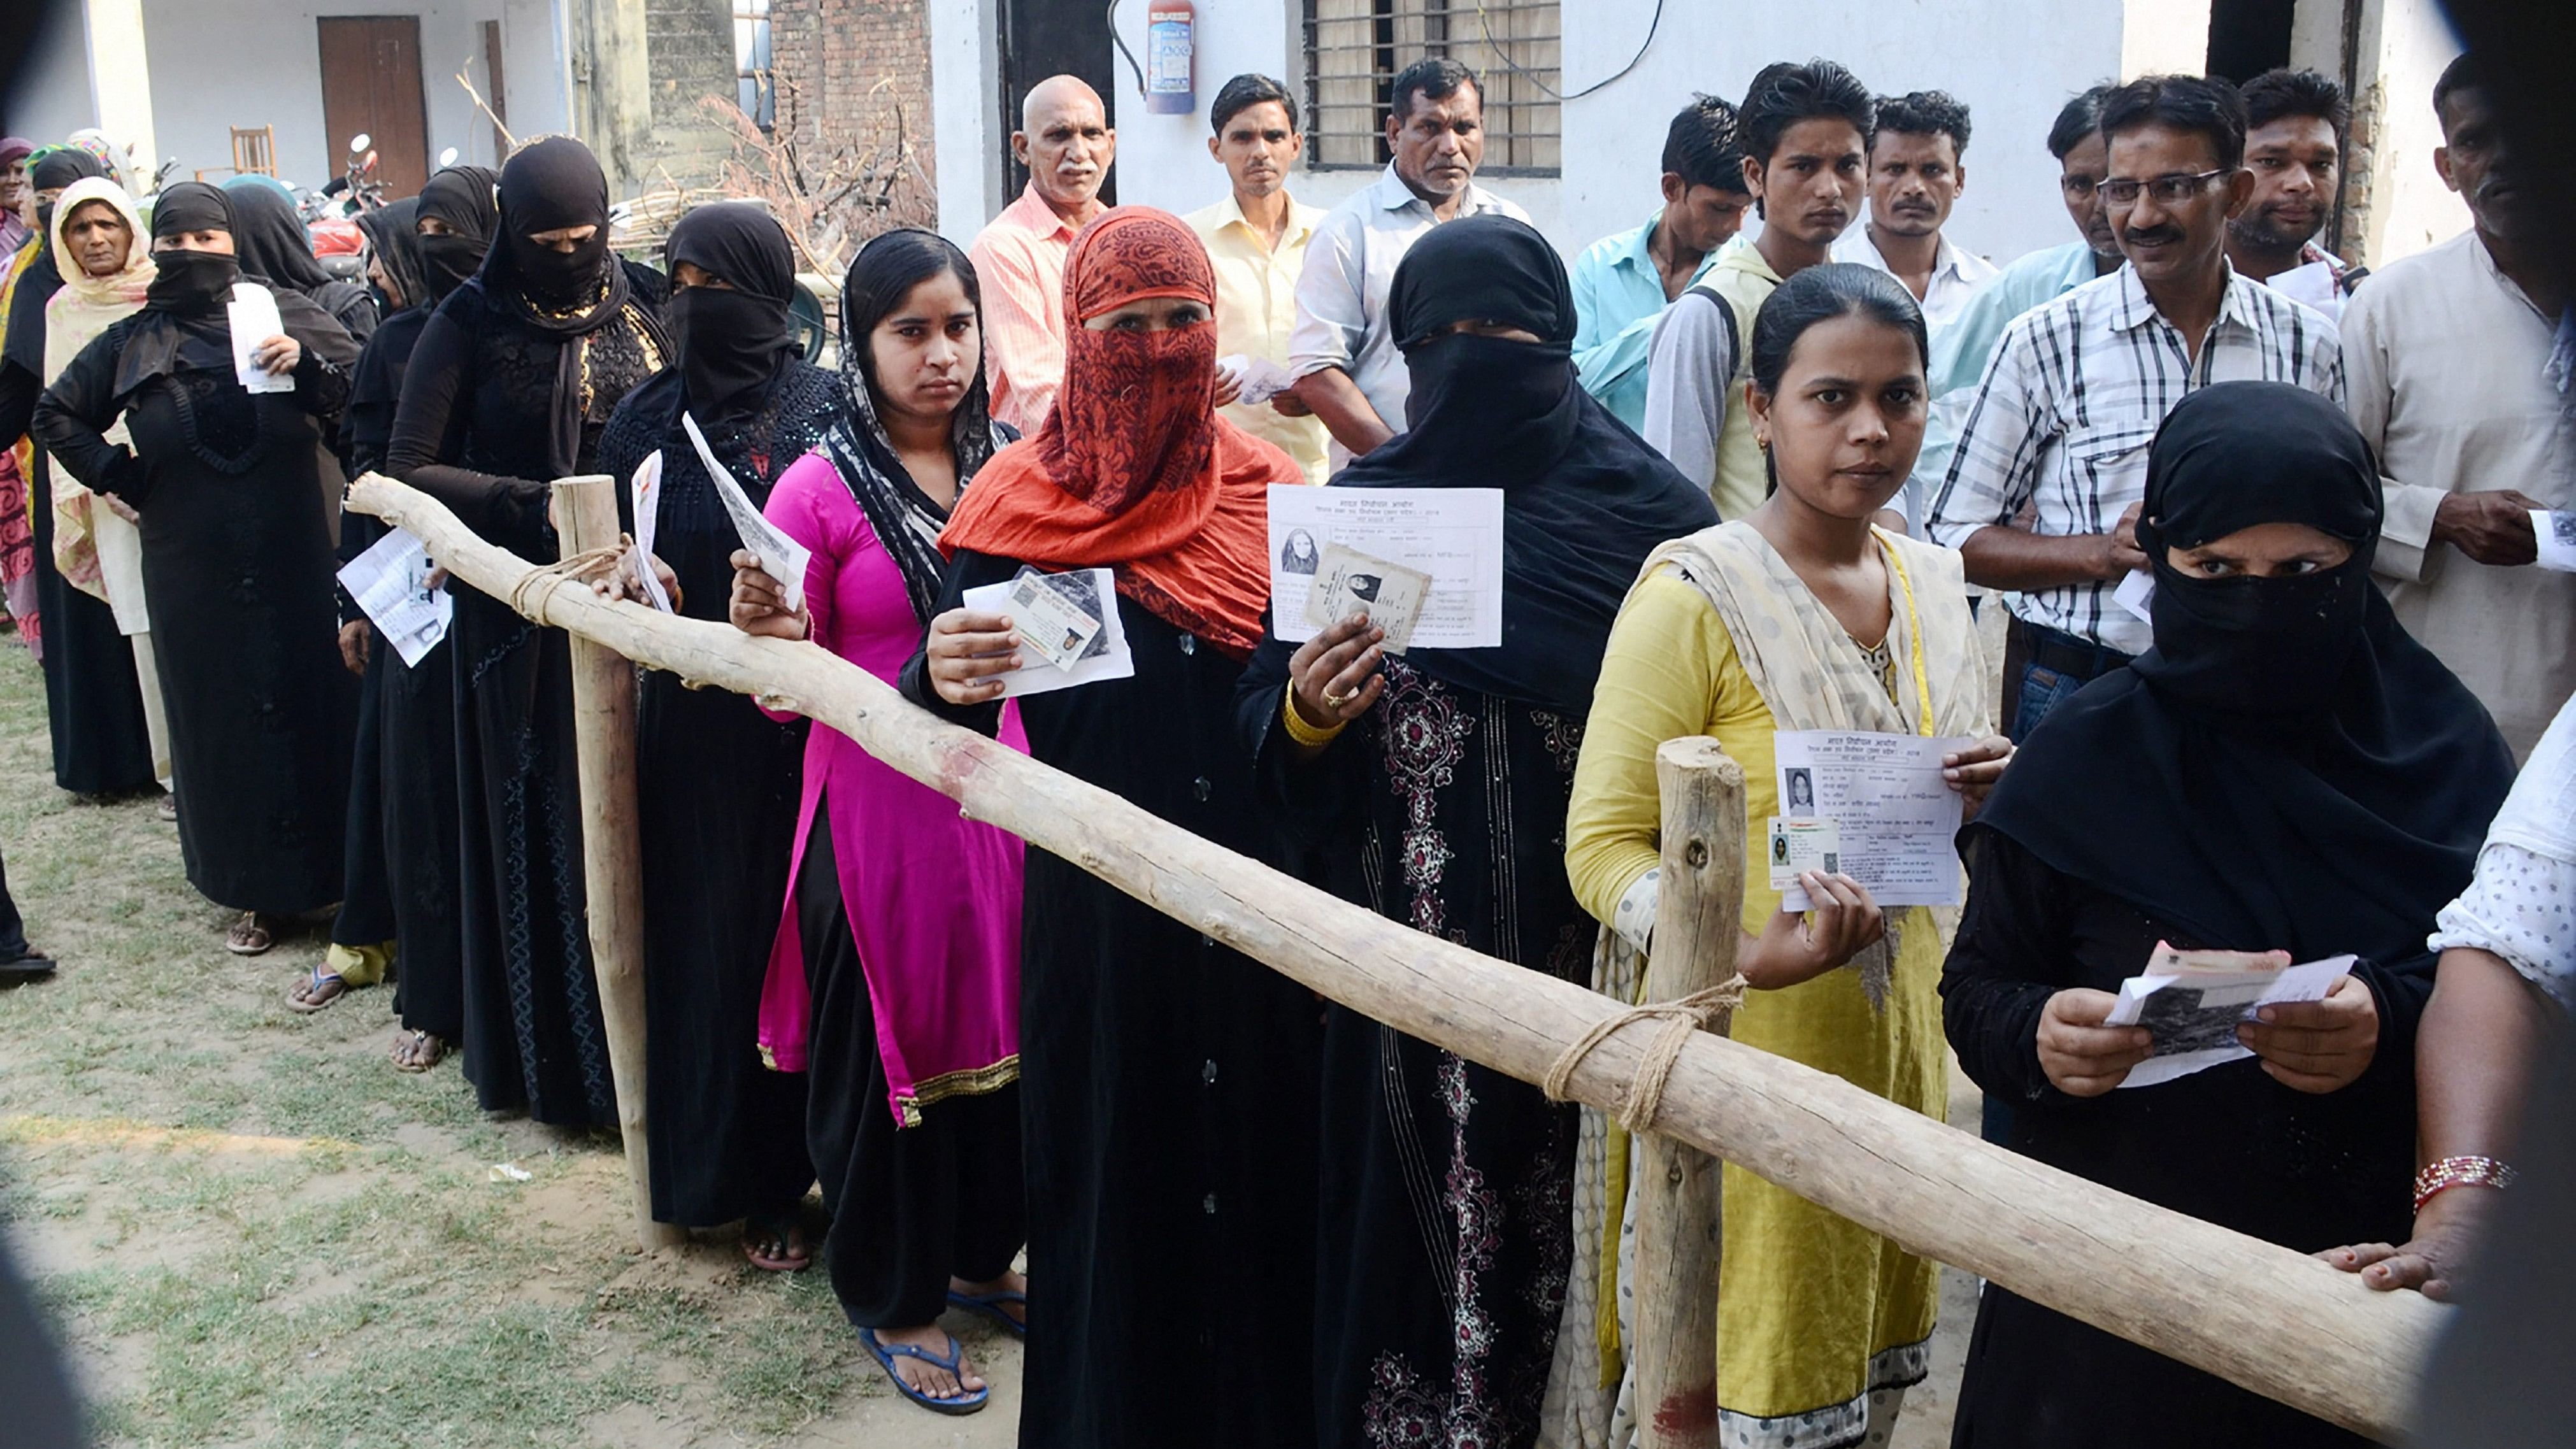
[2533,510,2576,573]
[2100,942,2354,1088]
[960,567,1134,698]
[227,283,294,394]
[1773,731,1978,910]
[626,451,676,613]
[1217,353,1296,408]
[1268,486,1503,650]
[683,411,810,615]
[336,527,453,666]
[1303,543,1429,654]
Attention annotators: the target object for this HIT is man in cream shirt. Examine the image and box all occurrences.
[1185,74,1331,482]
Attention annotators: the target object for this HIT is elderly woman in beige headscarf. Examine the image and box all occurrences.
[41,175,169,788]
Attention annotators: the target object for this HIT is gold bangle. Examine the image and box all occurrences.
[1280,689,1346,747]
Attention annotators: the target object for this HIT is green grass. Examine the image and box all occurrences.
[0,639,999,1446]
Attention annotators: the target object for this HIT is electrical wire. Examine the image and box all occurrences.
[1110,1,1147,96]
[1475,0,1664,103]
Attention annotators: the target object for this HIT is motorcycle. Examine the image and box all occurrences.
[303,133,385,280]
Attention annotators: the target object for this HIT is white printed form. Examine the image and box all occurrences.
[336,527,454,667]
[683,411,810,615]
[1773,729,1977,910]
[1267,485,1503,648]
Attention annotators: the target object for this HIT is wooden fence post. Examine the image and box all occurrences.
[1632,737,1747,1449]
[553,474,683,1252]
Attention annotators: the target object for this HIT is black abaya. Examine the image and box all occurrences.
[33,302,358,913]
[903,549,1322,1449]
[596,359,839,1224]
[0,256,155,796]
[796,804,1024,1327]
[383,266,664,1125]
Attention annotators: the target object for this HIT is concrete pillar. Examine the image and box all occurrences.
[2120,0,2217,79]
[82,0,160,185]
[568,0,655,193]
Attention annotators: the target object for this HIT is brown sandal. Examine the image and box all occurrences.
[391,1029,448,1073]
[225,912,274,956]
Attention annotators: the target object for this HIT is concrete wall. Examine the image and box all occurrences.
[5,0,573,196]
[927,0,1002,245]
[2344,0,2468,263]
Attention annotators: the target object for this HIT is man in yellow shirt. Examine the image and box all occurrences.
[1185,74,1331,482]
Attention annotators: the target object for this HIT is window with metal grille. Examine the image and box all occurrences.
[734,0,776,131]
[1301,0,1561,176]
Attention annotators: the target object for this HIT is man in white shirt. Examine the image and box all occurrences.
[2225,68,2365,322]
[1831,89,1999,331]
[1927,75,2343,740]
[1289,56,1528,464]
[2342,54,2572,759]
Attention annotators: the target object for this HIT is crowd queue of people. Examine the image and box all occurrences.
[0,41,2568,1449]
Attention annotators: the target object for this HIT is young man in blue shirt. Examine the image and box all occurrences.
[1570,94,1751,432]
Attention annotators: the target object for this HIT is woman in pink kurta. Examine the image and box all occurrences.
[733,229,1027,1415]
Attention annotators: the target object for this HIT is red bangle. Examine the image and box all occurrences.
[2413,1155,2516,1214]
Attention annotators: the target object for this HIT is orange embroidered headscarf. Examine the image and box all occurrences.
[940,206,1289,657]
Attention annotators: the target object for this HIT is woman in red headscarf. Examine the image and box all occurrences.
[900,206,1322,1449]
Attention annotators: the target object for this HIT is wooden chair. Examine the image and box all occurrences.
[193,125,276,182]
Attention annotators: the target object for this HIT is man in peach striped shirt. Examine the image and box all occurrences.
[970,75,1115,433]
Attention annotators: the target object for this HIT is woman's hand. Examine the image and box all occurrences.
[2036,988,2154,1096]
[726,547,806,639]
[103,492,140,524]
[336,619,371,675]
[252,333,301,375]
[1738,871,1884,990]
[2237,974,2379,1093]
[1286,613,1385,744]
[1943,734,2014,817]
[2326,1185,2495,1300]
[925,605,1022,706]
[1212,362,1244,409]
[592,538,682,611]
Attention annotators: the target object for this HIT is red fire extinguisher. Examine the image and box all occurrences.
[1145,0,1195,115]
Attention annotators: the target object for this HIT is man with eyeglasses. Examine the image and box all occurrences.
[1926,73,2343,741]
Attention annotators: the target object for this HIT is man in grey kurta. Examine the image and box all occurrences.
[2342,56,2572,759]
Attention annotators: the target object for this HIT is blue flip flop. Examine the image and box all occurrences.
[946,1286,1028,1339]
[859,1327,991,1416]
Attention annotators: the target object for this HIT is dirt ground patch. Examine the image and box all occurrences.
[0,633,1977,1446]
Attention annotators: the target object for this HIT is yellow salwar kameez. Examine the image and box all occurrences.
[1541,520,1992,1449]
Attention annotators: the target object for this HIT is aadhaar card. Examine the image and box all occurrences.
[1765,816,1841,893]
[1009,570,1104,671]
[1303,543,1431,654]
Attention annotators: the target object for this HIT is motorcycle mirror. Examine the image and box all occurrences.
[438,146,459,168]
[349,132,371,153]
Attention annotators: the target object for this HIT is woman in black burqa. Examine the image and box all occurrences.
[225,177,378,344]
[294,196,433,1017]
[1940,382,2516,1448]
[385,136,668,1125]
[32,181,360,952]
[1231,213,1714,1449]
[594,201,842,1257]
[369,164,497,1073]
[0,145,155,797]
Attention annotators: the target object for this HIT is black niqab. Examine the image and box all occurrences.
[661,201,795,427]
[357,198,427,313]
[485,136,628,327]
[1331,213,1715,715]
[1971,382,2514,963]
[224,179,334,293]
[415,165,498,303]
[143,182,241,317]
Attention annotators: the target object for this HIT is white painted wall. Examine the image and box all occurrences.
[930,0,1006,249]
[10,0,572,198]
[2352,0,2468,261]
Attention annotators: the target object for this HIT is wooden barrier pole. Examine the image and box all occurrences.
[1631,738,1745,1449]
[552,475,683,1252]
[352,473,2445,1441]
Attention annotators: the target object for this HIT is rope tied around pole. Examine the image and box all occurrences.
[508,545,629,620]
[1542,975,1747,1134]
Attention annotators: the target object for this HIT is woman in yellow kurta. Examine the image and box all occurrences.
[1542,264,2010,1449]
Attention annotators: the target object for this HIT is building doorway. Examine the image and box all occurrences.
[317,16,431,197]
[2207,0,2298,82]
[995,0,1117,207]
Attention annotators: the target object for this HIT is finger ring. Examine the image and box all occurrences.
[1322,689,1352,708]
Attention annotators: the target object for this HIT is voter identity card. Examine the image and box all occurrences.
[1304,543,1431,654]
[1008,567,1105,671]
[1766,816,1841,892]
